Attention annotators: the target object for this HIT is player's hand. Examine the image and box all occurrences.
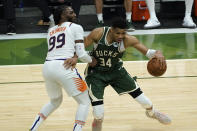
[154,50,165,70]
[88,57,97,67]
[63,57,78,70]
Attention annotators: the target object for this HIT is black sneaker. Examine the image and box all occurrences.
[96,20,104,28]
[126,20,135,32]
[7,24,16,35]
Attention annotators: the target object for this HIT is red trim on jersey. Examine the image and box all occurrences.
[38,113,47,120]
[75,120,85,125]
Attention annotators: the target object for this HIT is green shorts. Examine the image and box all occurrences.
[85,66,138,102]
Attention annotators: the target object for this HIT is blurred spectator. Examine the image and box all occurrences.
[144,0,196,29]
[2,0,16,35]
[94,0,135,31]
[36,0,54,26]
[36,0,82,26]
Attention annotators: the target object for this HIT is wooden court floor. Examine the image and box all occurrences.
[0,59,197,131]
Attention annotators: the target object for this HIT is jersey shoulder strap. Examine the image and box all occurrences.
[98,26,109,44]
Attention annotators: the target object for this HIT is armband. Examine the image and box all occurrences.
[146,49,156,59]
[75,43,92,63]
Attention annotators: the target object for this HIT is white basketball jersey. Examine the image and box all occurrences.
[46,22,84,60]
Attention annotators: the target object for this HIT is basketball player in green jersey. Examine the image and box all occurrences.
[84,17,172,131]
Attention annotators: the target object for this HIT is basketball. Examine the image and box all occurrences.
[147,58,167,77]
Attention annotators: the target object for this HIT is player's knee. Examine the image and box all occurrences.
[50,95,63,108]
[83,99,91,107]
[74,90,91,106]
[80,94,91,106]
[93,104,104,120]
[78,96,90,109]
[129,88,143,98]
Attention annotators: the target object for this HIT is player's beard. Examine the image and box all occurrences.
[68,17,77,23]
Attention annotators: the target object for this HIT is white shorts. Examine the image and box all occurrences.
[42,60,88,98]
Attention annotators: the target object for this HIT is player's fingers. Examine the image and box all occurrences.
[64,64,71,69]
[163,60,167,70]
[161,59,166,70]
[157,58,164,70]
[70,62,76,70]
[71,65,76,71]
[63,59,70,65]
[63,59,72,69]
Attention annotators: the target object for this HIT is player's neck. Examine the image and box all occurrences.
[107,30,115,44]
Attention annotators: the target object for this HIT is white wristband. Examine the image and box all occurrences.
[146,49,156,59]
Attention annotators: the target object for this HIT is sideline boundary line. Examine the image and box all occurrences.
[0,58,196,67]
[0,28,197,40]
[0,75,197,85]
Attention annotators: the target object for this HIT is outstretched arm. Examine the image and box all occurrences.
[125,35,165,68]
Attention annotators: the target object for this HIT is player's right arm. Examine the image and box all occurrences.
[72,24,92,63]
[84,27,103,47]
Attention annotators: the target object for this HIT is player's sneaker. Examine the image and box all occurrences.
[144,18,161,29]
[126,20,135,32]
[6,24,16,35]
[96,20,104,28]
[182,16,196,28]
[146,110,171,125]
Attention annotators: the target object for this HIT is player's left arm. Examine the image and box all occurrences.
[125,35,165,67]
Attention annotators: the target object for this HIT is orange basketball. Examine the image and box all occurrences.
[147,58,167,77]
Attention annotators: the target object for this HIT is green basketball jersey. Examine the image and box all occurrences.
[92,27,125,71]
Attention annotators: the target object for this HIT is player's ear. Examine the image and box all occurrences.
[110,27,116,34]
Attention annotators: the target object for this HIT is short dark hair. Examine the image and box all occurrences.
[54,5,70,25]
[111,17,127,29]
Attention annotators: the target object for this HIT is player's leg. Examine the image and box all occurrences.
[89,84,105,131]
[72,90,91,131]
[94,0,104,26]
[30,79,63,131]
[111,67,171,125]
[130,92,171,124]
[124,0,135,31]
[85,68,107,131]
[183,0,196,28]
[60,69,90,131]
[144,0,160,29]
[30,61,64,131]
[91,105,104,131]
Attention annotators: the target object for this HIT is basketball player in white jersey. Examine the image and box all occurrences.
[29,6,95,131]
[144,0,196,29]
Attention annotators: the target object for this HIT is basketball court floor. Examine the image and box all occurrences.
[0,28,197,131]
